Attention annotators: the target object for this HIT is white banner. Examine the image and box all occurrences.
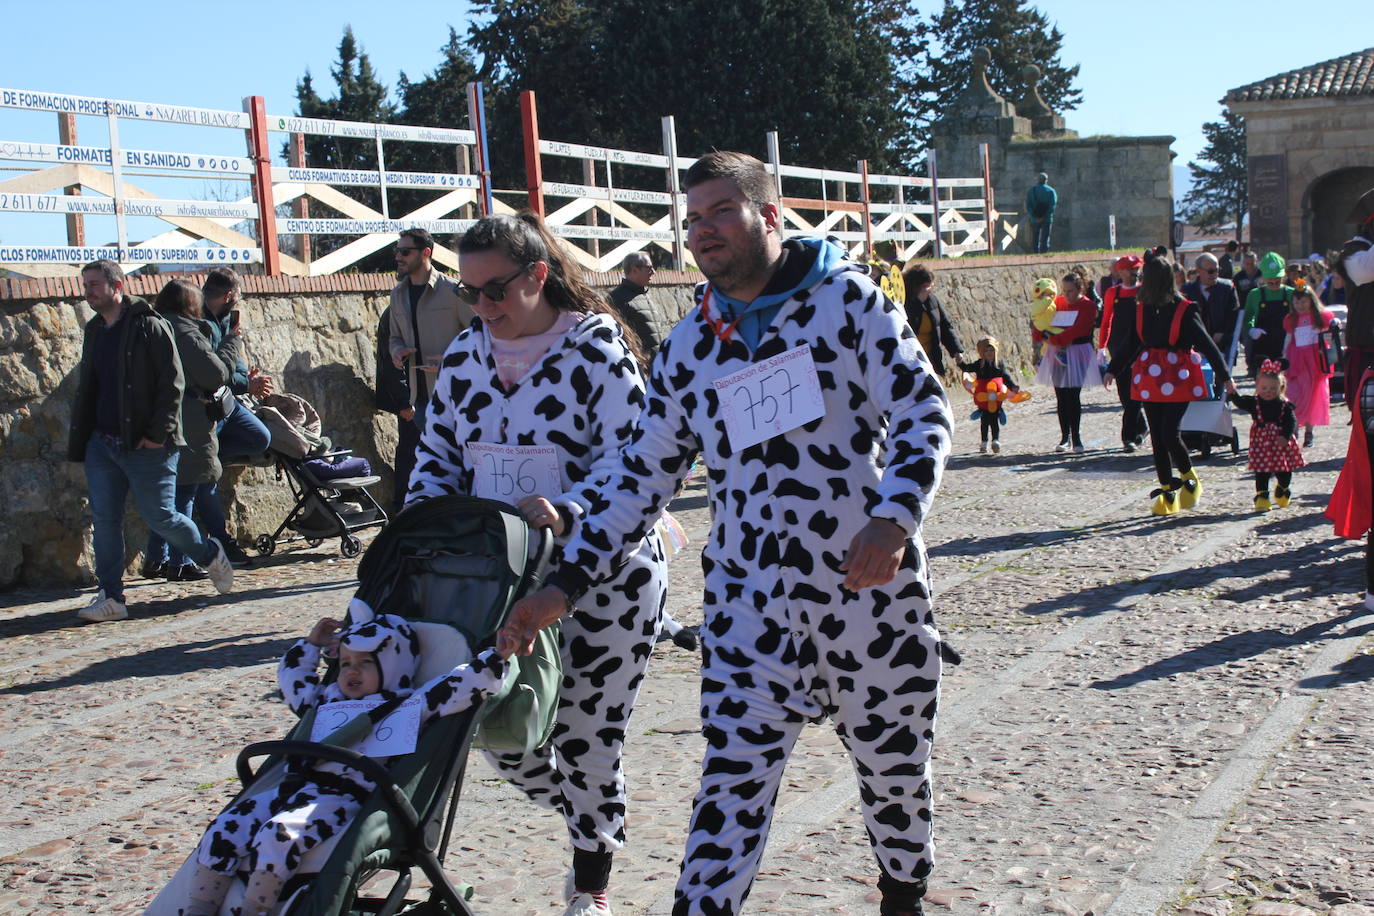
[0,193,255,220]
[281,218,476,235]
[550,224,675,242]
[0,88,250,129]
[773,162,863,184]
[0,245,260,264]
[268,114,474,145]
[538,139,669,169]
[271,166,479,190]
[0,141,253,175]
[542,181,674,206]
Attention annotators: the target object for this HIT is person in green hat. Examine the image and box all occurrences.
[1242,251,1294,374]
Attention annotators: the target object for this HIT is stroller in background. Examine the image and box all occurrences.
[1181,307,1244,458]
[144,495,559,916]
[250,393,388,559]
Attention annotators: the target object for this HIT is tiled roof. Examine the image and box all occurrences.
[1226,47,1374,102]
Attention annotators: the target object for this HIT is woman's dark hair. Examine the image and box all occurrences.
[1060,272,1081,292]
[458,212,647,366]
[155,277,204,318]
[904,263,934,287]
[1137,252,1180,308]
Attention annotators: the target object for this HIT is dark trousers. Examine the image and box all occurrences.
[1255,472,1293,493]
[1117,382,1148,445]
[393,407,425,513]
[1142,402,1192,487]
[980,412,1000,442]
[1361,370,1374,591]
[1054,387,1083,444]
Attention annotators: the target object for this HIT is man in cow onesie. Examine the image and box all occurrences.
[503,151,952,916]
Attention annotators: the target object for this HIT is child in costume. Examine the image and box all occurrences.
[1228,358,1305,511]
[958,336,1024,453]
[1281,285,1333,447]
[183,604,511,916]
[1243,252,1295,370]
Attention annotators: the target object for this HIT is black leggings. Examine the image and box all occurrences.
[1117,382,1148,444]
[1361,370,1374,591]
[1141,402,1192,487]
[1054,387,1083,444]
[1255,472,1293,493]
[980,411,1000,442]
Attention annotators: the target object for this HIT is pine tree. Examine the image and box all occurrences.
[1179,110,1247,238]
[899,0,1081,163]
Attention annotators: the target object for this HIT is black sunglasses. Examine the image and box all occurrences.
[456,263,535,305]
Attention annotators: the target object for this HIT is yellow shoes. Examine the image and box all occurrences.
[1254,491,1272,512]
[1179,469,1201,509]
[1274,486,1291,508]
[1151,486,1179,516]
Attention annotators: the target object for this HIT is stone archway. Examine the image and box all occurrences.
[1304,167,1374,257]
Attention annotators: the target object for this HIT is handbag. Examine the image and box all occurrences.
[1318,324,1344,375]
[204,385,237,422]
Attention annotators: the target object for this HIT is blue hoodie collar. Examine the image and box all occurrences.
[709,237,847,349]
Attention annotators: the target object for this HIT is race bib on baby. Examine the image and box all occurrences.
[311,696,423,757]
[1294,325,1318,348]
[466,442,562,503]
[714,344,826,452]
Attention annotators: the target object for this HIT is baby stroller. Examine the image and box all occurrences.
[1182,309,1244,458]
[144,495,559,916]
[250,393,389,559]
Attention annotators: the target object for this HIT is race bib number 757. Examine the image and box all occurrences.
[714,344,826,452]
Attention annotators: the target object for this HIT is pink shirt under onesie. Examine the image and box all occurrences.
[486,311,584,390]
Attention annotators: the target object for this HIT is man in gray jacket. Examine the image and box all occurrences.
[387,228,472,507]
[68,260,234,623]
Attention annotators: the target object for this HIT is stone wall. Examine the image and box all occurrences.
[0,255,1115,589]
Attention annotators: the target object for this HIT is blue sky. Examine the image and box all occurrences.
[1,0,1369,247]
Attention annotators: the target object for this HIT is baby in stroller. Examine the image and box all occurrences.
[183,605,513,916]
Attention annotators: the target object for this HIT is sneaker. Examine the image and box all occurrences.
[205,540,235,595]
[219,539,253,569]
[1054,440,1070,453]
[78,590,128,623]
[671,627,699,652]
[1071,442,1085,454]
[1274,486,1291,509]
[1303,429,1315,448]
[140,558,167,579]
[990,440,1001,453]
[979,441,988,454]
[563,891,612,916]
[166,564,208,582]
[1122,440,1137,453]
[1254,492,1272,512]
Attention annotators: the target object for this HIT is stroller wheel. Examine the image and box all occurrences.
[254,534,276,557]
[306,538,324,549]
[340,535,362,559]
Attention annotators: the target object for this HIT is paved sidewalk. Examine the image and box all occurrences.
[0,382,1370,915]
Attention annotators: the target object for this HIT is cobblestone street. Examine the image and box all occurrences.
[1,382,1370,916]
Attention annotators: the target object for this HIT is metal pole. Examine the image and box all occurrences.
[519,90,544,217]
[104,100,129,257]
[57,113,85,247]
[662,116,686,270]
[289,133,311,266]
[928,149,943,260]
[980,143,994,256]
[375,126,390,219]
[244,95,282,275]
[467,82,495,216]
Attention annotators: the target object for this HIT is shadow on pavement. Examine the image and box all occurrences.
[1091,606,1374,690]
[0,631,296,696]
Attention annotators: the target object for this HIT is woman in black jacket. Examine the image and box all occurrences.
[902,263,964,374]
[1105,254,1235,516]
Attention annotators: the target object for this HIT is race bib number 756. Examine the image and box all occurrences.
[466,442,562,503]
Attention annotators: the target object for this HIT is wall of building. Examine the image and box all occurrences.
[0,253,1123,589]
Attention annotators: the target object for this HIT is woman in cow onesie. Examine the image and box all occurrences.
[502,152,952,916]
[184,603,509,916]
[406,213,668,916]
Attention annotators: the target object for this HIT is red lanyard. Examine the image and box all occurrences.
[700,286,743,342]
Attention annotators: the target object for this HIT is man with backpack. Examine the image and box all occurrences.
[1026,172,1058,253]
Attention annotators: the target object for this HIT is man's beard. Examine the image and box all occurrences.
[701,221,772,298]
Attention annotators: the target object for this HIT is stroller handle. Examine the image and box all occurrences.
[237,740,422,833]
[518,525,557,597]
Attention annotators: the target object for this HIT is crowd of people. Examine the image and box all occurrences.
[64,155,1374,916]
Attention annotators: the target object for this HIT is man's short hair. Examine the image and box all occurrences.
[400,228,435,252]
[683,151,780,209]
[622,251,652,273]
[1037,172,1049,182]
[202,266,241,301]
[82,259,123,286]
[1243,250,1258,261]
[1195,252,1218,268]
[1226,240,1239,252]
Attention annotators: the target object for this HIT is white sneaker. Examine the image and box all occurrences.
[1072,443,1085,454]
[979,441,988,454]
[1054,441,1070,453]
[78,590,128,623]
[563,892,612,916]
[205,540,235,595]
[990,441,1001,453]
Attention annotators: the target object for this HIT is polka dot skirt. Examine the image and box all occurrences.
[1130,348,1207,403]
[1247,423,1306,473]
